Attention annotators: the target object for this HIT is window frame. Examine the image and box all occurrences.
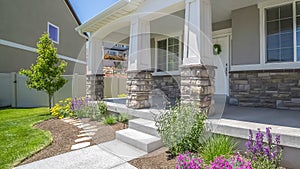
[47,22,59,44]
[154,33,183,74]
[260,0,299,64]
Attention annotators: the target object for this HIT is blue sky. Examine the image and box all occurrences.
[69,0,118,24]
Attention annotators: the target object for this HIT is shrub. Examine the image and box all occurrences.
[117,113,129,123]
[71,97,89,118]
[50,98,73,119]
[209,154,252,169]
[199,134,237,164]
[246,127,283,169]
[103,115,117,125]
[98,101,108,117]
[176,152,204,169]
[156,103,207,155]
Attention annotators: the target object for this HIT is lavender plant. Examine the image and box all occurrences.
[246,127,283,169]
[71,97,90,118]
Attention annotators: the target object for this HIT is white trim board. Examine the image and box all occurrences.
[0,39,86,65]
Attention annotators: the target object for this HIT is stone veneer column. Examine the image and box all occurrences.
[86,74,104,101]
[180,65,216,113]
[126,71,152,109]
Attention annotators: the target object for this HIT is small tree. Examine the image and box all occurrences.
[19,33,67,109]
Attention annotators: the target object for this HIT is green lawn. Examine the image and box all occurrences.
[0,108,52,169]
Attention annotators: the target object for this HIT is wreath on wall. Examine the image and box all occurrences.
[213,44,222,55]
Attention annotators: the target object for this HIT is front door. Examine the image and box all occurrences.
[212,35,231,96]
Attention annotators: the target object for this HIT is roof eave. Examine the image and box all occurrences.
[75,0,131,34]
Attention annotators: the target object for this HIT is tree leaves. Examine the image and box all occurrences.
[19,33,67,108]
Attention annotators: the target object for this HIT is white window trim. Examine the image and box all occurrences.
[47,22,59,44]
[154,32,183,75]
[257,0,300,68]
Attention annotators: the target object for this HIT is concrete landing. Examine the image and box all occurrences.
[15,145,138,169]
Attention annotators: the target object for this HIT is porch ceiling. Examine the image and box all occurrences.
[78,0,268,34]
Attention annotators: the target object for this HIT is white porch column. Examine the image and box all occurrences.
[128,17,151,71]
[88,37,104,75]
[183,0,213,65]
[126,18,153,109]
[181,0,216,113]
[86,37,104,101]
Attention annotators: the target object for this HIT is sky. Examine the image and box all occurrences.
[69,0,118,24]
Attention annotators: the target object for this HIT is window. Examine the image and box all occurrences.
[265,1,300,63]
[48,22,59,44]
[109,50,118,56]
[156,36,180,72]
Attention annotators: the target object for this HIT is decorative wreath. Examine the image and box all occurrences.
[213,44,222,55]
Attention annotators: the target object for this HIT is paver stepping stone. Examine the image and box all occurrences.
[73,123,83,126]
[80,129,98,133]
[77,124,91,128]
[82,126,97,130]
[71,142,90,150]
[78,132,96,137]
[75,137,92,143]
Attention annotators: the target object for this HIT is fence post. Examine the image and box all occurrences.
[11,72,17,107]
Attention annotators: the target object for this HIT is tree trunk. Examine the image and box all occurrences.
[48,94,52,109]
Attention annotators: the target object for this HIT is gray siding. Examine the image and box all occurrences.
[0,0,86,74]
[212,19,232,31]
[232,5,260,65]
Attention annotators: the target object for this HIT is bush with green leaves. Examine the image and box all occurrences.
[199,134,237,164]
[98,101,108,117]
[103,115,117,125]
[117,113,129,123]
[155,103,207,155]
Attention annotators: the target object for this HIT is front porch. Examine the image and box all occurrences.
[104,98,300,168]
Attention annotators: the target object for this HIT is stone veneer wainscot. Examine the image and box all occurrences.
[229,69,300,110]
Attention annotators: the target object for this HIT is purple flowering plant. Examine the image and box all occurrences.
[208,153,252,169]
[176,152,252,169]
[176,151,204,169]
[246,127,283,169]
[71,97,91,118]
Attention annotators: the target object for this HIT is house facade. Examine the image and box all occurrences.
[76,0,300,110]
[0,0,87,75]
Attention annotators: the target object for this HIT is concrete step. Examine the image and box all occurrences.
[116,128,163,153]
[129,118,159,137]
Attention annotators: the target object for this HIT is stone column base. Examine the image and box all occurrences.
[86,74,104,101]
[180,64,216,113]
[126,71,152,109]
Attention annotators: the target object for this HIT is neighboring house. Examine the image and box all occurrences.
[76,0,300,110]
[0,0,87,107]
[0,0,87,75]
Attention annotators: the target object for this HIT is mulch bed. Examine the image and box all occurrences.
[20,119,80,165]
[18,118,127,166]
[129,147,176,169]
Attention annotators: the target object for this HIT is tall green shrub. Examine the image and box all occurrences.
[155,103,207,155]
[19,33,67,108]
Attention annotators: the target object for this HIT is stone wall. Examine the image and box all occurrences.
[86,74,104,101]
[229,69,300,110]
[180,65,216,113]
[126,71,152,109]
[152,75,181,104]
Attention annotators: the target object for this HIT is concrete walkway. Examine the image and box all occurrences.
[15,140,146,169]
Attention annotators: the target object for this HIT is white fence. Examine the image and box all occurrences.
[104,76,127,98]
[0,73,86,107]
